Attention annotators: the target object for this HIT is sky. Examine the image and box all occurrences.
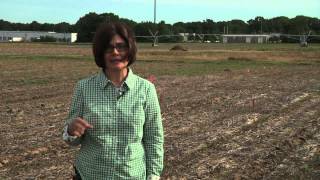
[0,0,319,24]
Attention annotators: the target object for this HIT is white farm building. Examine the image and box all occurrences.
[0,31,77,43]
[222,34,271,43]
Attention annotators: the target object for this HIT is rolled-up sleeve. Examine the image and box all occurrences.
[143,84,164,177]
[62,81,84,146]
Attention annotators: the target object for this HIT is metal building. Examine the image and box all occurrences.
[0,31,77,43]
[178,33,190,42]
[222,34,271,43]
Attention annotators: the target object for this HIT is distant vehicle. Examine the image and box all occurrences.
[8,37,23,42]
[204,40,220,43]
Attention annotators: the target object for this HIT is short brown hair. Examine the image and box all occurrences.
[92,22,137,68]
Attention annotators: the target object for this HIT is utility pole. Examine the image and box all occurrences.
[152,0,158,46]
[259,17,263,34]
[154,0,156,25]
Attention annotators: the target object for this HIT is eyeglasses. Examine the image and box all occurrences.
[105,43,128,54]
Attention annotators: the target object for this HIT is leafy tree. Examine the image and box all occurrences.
[172,22,186,34]
[185,21,203,34]
[134,21,157,36]
[288,15,312,34]
[0,19,14,30]
[54,22,72,33]
[228,19,248,34]
[29,21,41,31]
[202,19,217,34]
[75,12,105,42]
[268,16,290,33]
[1,13,320,42]
[248,16,265,34]
[216,21,228,34]
[40,23,55,32]
[158,21,172,35]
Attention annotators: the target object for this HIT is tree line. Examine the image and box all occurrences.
[0,12,319,42]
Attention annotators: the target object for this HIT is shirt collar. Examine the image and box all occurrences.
[98,68,135,90]
[123,68,135,90]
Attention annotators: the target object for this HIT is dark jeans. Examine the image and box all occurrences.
[73,167,82,180]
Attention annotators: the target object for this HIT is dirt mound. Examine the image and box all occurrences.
[170,45,188,51]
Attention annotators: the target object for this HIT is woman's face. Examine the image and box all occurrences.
[104,34,129,72]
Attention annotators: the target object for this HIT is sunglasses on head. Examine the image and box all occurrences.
[105,43,128,53]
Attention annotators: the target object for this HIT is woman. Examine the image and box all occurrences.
[62,22,164,180]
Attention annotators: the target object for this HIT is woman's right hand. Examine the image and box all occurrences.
[67,117,93,137]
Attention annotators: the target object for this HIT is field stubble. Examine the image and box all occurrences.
[0,43,320,179]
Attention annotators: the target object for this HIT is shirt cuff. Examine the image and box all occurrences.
[147,175,160,180]
[62,125,78,142]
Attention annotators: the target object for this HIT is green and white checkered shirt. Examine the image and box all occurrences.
[63,69,164,179]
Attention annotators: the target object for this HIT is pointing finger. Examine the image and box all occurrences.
[77,118,93,129]
[73,131,81,137]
